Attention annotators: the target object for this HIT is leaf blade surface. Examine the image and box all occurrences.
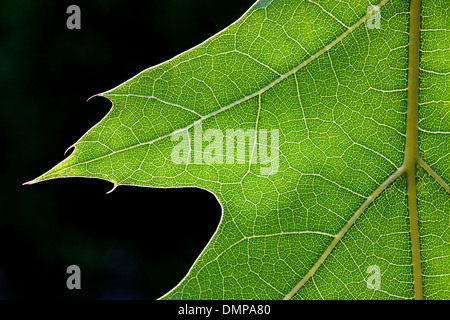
[28,0,450,299]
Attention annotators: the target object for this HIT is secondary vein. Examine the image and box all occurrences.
[283,166,405,300]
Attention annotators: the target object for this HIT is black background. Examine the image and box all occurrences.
[0,0,254,299]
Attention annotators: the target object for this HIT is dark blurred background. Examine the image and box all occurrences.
[0,0,254,299]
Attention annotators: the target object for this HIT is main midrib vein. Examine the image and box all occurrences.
[405,0,422,300]
[284,0,426,300]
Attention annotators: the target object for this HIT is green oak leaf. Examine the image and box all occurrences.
[25,0,449,299]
